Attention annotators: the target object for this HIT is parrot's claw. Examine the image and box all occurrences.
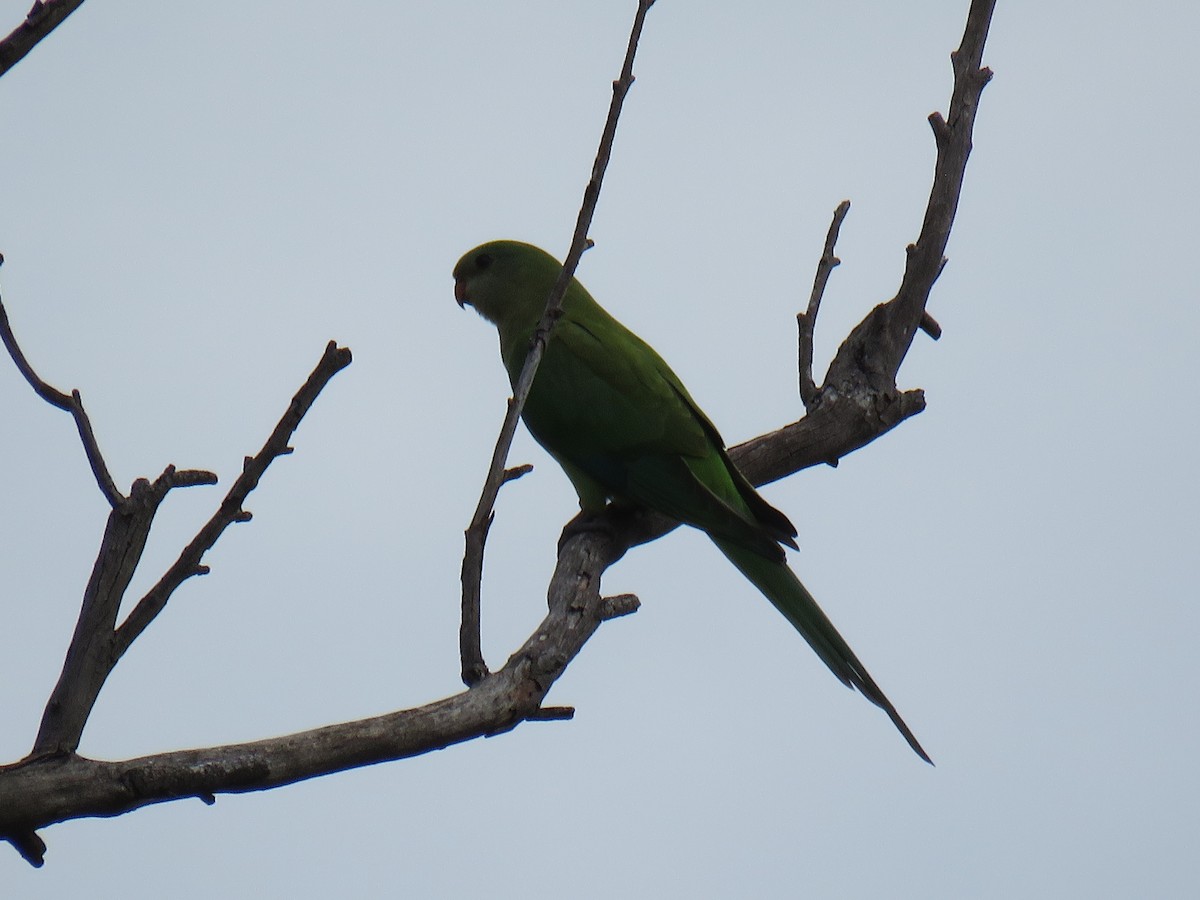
[558,510,615,554]
[557,504,639,555]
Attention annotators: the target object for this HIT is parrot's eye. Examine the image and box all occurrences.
[475,253,493,271]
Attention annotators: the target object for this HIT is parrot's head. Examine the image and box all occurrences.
[452,240,559,328]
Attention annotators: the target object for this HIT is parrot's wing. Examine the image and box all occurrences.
[529,309,796,558]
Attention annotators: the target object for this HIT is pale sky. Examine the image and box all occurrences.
[2,2,1198,897]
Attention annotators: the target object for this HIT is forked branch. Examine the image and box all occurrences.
[1,295,349,863]
[1,0,993,868]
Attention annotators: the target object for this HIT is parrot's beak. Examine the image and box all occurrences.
[454,279,470,308]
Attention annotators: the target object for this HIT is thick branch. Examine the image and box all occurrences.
[0,0,87,78]
[460,0,656,686]
[1,529,625,864]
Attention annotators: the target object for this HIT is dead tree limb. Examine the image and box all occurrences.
[0,0,993,867]
[0,298,349,864]
[0,0,87,78]
[0,293,126,506]
[798,200,850,410]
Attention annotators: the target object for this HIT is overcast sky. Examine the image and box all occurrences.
[2,2,1197,897]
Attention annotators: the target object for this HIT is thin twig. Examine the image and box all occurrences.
[502,464,534,485]
[797,200,850,410]
[6,828,45,868]
[113,341,352,660]
[919,311,942,339]
[0,292,124,507]
[459,0,656,686]
[0,0,87,78]
[525,706,576,722]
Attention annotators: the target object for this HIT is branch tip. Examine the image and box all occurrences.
[171,468,219,488]
[899,388,927,415]
[320,344,352,375]
[527,706,575,722]
[501,463,534,485]
[7,828,46,867]
[599,593,640,620]
[928,110,951,143]
[919,312,942,340]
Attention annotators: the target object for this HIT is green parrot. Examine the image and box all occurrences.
[453,239,930,763]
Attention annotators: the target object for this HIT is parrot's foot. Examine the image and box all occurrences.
[558,510,614,553]
[557,504,639,555]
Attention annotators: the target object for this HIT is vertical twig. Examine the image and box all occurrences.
[797,200,850,410]
[459,0,657,685]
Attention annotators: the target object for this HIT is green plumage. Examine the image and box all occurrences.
[453,239,929,763]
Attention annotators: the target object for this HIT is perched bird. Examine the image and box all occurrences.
[453,239,930,763]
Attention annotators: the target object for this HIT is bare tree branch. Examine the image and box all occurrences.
[0,0,87,78]
[0,325,911,864]
[0,291,125,507]
[459,0,656,686]
[798,200,850,410]
[112,341,352,661]
[0,530,622,866]
[1,332,349,861]
[0,0,993,868]
[824,0,993,397]
[25,340,350,760]
[31,466,208,758]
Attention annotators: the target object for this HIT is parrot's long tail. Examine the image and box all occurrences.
[713,538,932,764]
